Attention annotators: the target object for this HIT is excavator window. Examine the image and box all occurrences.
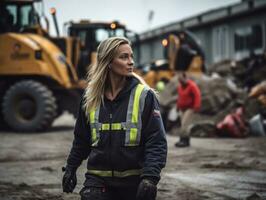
[114,28,125,37]
[95,29,109,44]
[95,28,126,46]
[20,5,34,26]
[0,2,40,33]
[77,30,87,48]
[0,5,16,32]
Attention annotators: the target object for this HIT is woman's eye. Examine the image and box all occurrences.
[120,55,128,60]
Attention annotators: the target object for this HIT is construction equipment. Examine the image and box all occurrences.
[0,0,84,132]
[135,30,205,88]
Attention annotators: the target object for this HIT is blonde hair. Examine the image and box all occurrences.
[83,36,151,114]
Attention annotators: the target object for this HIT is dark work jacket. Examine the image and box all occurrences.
[66,77,167,187]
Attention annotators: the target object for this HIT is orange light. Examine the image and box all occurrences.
[110,23,116,29]
[50,7,56,15]
[162,39,168,47]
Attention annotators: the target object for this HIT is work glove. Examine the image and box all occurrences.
[136,179,157,200]
[62,166,77,193]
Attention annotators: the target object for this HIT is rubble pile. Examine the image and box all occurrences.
[208,53,266,89]
[159,70,265,137]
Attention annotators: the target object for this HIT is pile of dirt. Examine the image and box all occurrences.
[208,53,266,90]
[159,73,251,137]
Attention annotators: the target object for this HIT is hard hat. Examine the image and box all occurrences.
[156,81,165,92]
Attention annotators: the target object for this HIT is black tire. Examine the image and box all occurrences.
[0,91,8,130]
[2,80,57,132]
[0,111,8,130]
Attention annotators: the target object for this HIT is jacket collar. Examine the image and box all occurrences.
[104,76,139,102]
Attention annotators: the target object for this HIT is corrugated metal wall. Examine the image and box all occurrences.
[135,2,266,69]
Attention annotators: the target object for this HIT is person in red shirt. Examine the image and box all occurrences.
[175,72,201,147]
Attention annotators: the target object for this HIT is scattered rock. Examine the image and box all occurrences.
[40,166,54,172]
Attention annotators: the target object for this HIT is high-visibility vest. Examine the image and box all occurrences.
[87,84,149,178]
[89,83,149,147]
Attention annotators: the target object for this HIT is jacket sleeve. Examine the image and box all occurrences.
[141,90,168,184]
[66,100,91,170]
[191,82,201,111]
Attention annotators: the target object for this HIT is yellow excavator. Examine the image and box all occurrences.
[135,30,205,88]
[0,0,138,132]
[0,0,84,132]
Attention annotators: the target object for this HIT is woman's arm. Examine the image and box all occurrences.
[141,91,168,184]
[66,100,91,170]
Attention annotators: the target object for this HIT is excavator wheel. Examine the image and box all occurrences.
[0,90,8,130]
[0,110,8,130]
[2,80,57,132]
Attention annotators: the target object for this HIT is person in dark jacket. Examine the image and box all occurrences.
[175,72,201,147]
[62,36,167,200]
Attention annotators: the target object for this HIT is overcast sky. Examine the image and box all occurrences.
[44,0,240,36]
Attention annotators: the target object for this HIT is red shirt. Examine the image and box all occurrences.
[176,79,201,111]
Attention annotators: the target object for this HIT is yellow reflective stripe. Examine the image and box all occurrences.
[89,109,97,145]
[99,123,124,131]
[132,84,145,123]
[87,169,141,177]
[114,169,141,177]
[89,110,95,123]
[87,170,112,177]
[111,123,122,130]
[91,128,97,144]
[129,128,138,145]
[101,123,110,130]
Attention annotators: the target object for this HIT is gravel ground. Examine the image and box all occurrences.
[0,113,266,200]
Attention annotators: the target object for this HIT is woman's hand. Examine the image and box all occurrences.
[62,166,77,193]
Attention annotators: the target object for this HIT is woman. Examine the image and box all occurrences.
[62,37,167,200]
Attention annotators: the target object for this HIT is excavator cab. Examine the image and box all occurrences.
[0,0,80,70]
[134,30,205,89]
[167,30,205,74]
[0,0,49,35]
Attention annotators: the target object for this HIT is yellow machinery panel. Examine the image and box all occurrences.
[0,33,78,89]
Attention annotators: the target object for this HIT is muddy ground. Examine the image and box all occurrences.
[0,113,266,200]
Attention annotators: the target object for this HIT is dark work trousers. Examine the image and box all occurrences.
[80,185,139,200]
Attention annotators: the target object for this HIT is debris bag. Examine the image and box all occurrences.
[216,107,248,138]
[249,114,266,136]
[168,106,179,122]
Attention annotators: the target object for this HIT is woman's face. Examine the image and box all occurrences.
[110,44,134,77]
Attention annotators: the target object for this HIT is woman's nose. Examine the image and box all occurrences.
[128,58,134,65]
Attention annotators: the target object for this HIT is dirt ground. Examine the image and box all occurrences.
[0,113,266,200]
